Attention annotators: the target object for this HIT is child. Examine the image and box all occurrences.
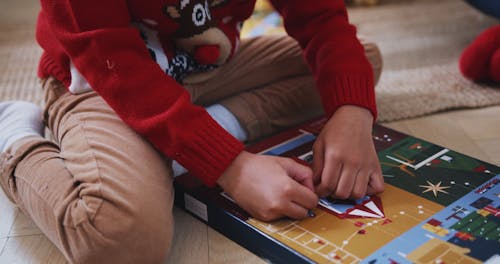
[0,0,384,262]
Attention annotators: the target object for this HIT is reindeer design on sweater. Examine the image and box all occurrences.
[69,0,239,93]
[165,0,232,65]
[137,0,236,83]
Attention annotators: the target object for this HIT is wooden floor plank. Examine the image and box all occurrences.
[166,207,209,264]
[208,228,265,264]
[9,211,42,237]
[0,237,7,256]
[475,139,500,166]
[0,235,67,264]
[0,191,17,239]
[456,106,500,142]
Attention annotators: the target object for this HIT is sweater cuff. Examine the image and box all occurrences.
[174,116,245,187]
[319,74,377,121]
[38,52,71,87]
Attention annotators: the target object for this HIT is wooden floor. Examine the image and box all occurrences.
[1,1,499,263]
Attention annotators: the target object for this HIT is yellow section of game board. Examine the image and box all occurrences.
[247,184,444,263]
[407,238,480,264]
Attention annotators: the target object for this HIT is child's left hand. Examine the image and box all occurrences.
[312,105,384,199]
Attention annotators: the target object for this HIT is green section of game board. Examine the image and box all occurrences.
[377,136,497,206]
[451,213,500,242]
[383,139,442,164]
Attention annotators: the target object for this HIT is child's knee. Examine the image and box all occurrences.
[63,197,174,264]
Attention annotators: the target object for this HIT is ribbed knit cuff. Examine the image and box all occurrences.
[318,74,377,120]
[38,52,71,87]
[174,116,245,187]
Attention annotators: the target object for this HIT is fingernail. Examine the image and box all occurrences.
[308,210,316,217]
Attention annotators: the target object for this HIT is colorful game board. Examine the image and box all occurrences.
[367,175,500,264]
[174,118,499,263]
[240,0,285,39]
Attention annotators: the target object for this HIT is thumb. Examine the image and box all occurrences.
[284,158,314,191]
[312,145,324,186]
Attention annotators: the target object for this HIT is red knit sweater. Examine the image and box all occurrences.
[36,0,377,186]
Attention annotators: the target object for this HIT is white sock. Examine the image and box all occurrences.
[205,104,248,142]
[0,101,44,153]
[172,104,247,177]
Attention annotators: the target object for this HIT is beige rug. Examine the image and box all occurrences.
[0,0,499,122]
[0,30,43,105]
[349,0,500,121]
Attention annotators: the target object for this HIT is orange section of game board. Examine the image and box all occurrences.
[247,184,444,263]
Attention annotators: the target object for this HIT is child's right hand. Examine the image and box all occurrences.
[217,151,319,221]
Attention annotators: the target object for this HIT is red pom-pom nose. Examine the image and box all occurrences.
[193,44,220,65]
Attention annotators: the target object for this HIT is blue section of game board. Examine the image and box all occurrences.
[364,174,500,263]
[262,133,316,156]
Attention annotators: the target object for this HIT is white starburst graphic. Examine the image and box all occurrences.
[419,181,450,197]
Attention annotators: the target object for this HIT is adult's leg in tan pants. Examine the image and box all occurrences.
[0,77,174,263]
[184,35,382,141]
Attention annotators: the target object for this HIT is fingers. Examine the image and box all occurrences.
[314,152,383,199]
[316,163,374,200]
[312,144,324,185]
[284,202,312,219]
[367,171,385,195]
[332,165,357,200]
[259,160,318,220]
[284,158,315,191]
[282,178,319,220]
[264,181,318,221]
[289,180,319,210]
[314,159,341,197]
[351,170,369,199]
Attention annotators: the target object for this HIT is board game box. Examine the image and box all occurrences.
[173,118,500,264]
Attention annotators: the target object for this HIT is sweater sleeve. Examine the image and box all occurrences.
[38,0,244,186]
[270,0,377,119]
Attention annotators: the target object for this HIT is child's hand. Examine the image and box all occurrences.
[312,105,384,199]
[217,151,319,221]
